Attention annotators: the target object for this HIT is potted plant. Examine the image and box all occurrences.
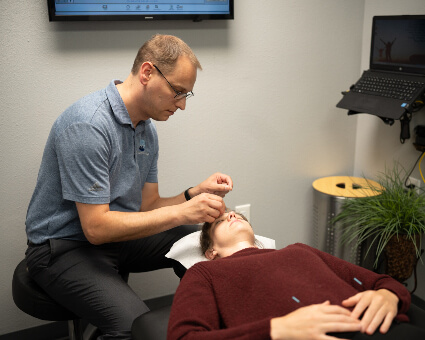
[333,163,425,285]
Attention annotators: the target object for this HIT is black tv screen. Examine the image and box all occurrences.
[47,0,234,22]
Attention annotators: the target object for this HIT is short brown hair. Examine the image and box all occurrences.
[131,34,202,75]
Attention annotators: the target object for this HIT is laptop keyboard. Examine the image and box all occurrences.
[351,76,424,101]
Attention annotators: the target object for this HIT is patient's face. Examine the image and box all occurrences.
[210,211,255,250]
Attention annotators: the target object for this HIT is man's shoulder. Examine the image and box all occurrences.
[67,87,110,121]
[53,87,113,132]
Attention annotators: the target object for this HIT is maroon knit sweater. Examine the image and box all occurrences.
[167,243,410,340]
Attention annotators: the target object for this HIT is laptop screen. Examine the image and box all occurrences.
[370,15,425,75]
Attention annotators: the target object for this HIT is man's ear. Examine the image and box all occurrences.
[205,249,218,260]
[139,62,154,85]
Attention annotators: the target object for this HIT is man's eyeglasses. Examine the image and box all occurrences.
[153,64,194,100]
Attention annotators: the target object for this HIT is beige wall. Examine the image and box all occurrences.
[1,0,423,335]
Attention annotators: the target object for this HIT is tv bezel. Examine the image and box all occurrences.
[47,0,234,22]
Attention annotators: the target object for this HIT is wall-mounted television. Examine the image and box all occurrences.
[47,0,234,22]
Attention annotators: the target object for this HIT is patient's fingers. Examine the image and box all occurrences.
[342,290,398,335]
[320,301,352,316]
[270,302,361,340]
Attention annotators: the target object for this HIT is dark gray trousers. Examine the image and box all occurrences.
[25,225,198,339]
[331,322,425,339]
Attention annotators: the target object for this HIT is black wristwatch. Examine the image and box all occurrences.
[184,187,193,201]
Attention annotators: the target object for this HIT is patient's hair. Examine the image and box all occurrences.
[200,212,263,255]
[131,34,202,75]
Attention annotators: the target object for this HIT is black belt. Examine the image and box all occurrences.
[27,240,49,247]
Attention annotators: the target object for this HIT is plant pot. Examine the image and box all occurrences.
[384,234,421,282]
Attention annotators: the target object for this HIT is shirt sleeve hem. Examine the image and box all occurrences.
[63,192,110,204]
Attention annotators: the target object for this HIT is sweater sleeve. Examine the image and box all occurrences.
[167,264,272,340]
[295,243,411,321]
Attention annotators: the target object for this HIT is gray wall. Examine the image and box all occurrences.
[0,0,423,335]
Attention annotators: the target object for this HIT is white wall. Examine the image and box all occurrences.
[356,0,425,301]
[3,0,421,335]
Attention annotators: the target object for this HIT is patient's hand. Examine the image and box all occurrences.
[270,301,361,340]
[342,289,399,335]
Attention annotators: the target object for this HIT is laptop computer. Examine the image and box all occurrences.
[336,15,425,122]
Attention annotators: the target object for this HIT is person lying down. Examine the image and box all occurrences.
[167,211,425,340]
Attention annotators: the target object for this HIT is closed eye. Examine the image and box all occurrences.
[213,215,244,227]
[214,219,225,226]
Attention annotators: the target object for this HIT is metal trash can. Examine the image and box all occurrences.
[312,176,381,268]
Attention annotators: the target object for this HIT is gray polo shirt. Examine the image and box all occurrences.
[26,80,159,243]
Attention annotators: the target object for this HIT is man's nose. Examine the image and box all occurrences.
[175,97,186,110]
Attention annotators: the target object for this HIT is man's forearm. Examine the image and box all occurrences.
[77,202,185,245]
[141,192,187,211]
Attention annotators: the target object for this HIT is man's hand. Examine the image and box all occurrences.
[342,289,399,335]
[180,173,231,225]
[190,173,233,198]
[182,193,226,224]
[270,301,362,340]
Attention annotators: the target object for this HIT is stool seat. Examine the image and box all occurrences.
[12,258,78,321]
[12,258,84,340]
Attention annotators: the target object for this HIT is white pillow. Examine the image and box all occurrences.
[165,231,276,269]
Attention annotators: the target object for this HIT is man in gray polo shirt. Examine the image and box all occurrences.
[25,34,232,339]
